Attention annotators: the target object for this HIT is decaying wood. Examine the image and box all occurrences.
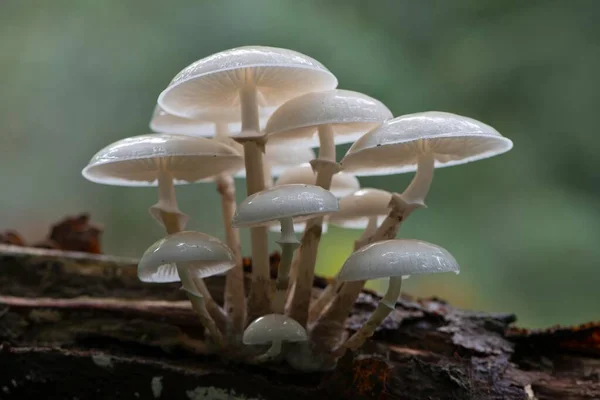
[0,244,598,399]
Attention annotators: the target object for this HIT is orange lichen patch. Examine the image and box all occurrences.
[508,322,600,355]
[350,357,391,399]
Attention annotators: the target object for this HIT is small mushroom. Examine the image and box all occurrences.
[308,188,393,322]
[243,314,308,363]
[82,134,243,234]
[335,239,459,353]
[138,231,238,347]
[233,184,339,313]
[158,46,338,320]
[265,89,392,326]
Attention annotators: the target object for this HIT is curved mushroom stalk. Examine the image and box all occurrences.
[177,266,225,348]
[272,218,300,314]
[190,274,228,333]
[215,173,246,336]
[148,167,189,234]
[399,150,435,206]
[289,125,341,327]
[337,277,403,353]
[308,215,379,323]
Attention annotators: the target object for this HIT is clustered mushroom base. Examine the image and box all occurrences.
[81,45,513,371]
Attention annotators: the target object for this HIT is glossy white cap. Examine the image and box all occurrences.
[328,188,392,229]
[265,89,392,146]
[243,314,308,345]
[138,231,236,283]
[338,239,459,282]
[232,184,339,228]
[341,111,514,176]
[82,134,244,186]
[275,163,360,198]
[158,46,338,118]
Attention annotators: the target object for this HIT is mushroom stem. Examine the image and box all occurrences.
[176,264,225,348]
[263,157,274,188]
[401,150,435,205]
[213,122,246,336]
[237,84,271,323]
[310,216,402,348]
[359,215,379,241]
[240,85,260,135]
[254,339,283,363]
[288,125,338,327]
[152,168,187,234]
[339,277,402,352]
[307,231,371,323]
[215,174,246,336]
[272,218,300,314]
[317,124,336,162]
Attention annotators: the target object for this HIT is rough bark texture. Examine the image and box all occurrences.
[0,244,598,400]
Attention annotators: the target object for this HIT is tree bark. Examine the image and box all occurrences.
[0,244,598,400]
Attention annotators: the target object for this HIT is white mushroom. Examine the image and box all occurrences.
[243,314,308,363]
[158,46,338,321]
[319,112,513,338]
[308,188,392,322]
[82,134,243,234]
[335,239,459,353]
[149,106,271,338]
[233,184,339,314]
[265,89,392,327]
[342,111,513,244]
[138,231,237,347]
[266,162,359,234]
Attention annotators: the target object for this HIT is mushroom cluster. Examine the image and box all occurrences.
[82,46,513,370]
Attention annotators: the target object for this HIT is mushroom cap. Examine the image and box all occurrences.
[274,163,360,197]
[243,314,308,345]
[338,239,459,282]
[233,145,317,179]
[341,111,513,176]
[158,46,338,118]
[232,184,339,228]
[265,89,392,146]
[138,231,236,283]
[329,188,392,229]
[149,105,275,136]
[82,134,244,186]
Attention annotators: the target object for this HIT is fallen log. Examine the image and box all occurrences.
[0,244,598,399]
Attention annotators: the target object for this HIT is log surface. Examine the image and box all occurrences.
[0,244,598,400]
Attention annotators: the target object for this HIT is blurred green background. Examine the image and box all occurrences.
[1,0,598,329]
